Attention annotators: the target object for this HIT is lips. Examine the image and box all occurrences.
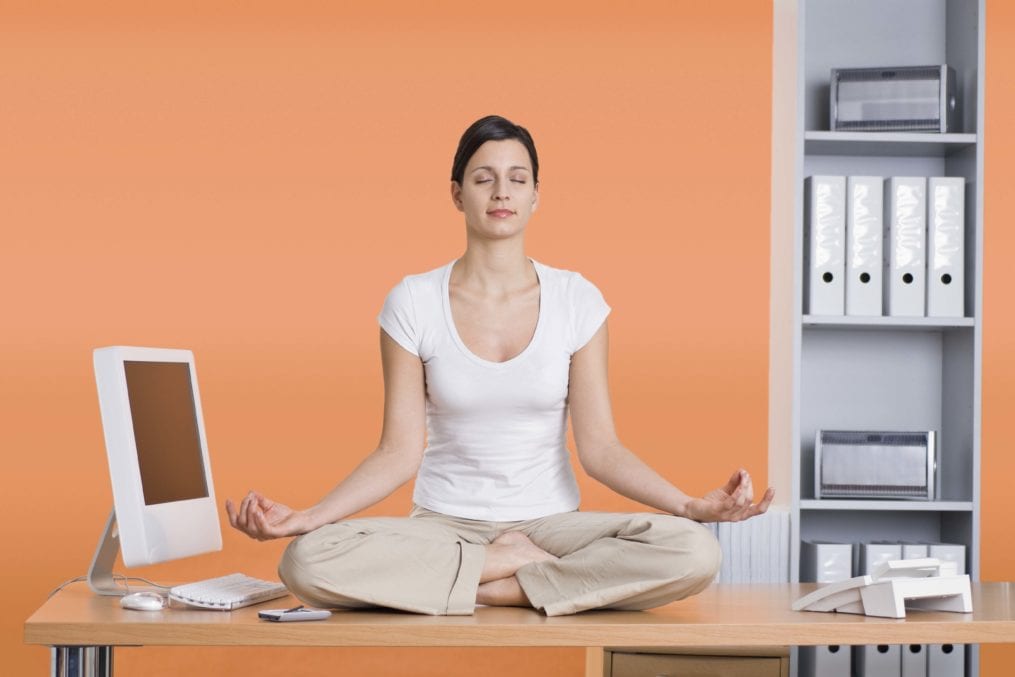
[487,209,514,217]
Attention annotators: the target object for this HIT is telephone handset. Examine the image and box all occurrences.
[792,558,973,619]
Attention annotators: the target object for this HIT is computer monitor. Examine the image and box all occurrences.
[89,346,222,595]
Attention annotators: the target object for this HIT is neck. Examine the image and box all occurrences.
[453,237,534,295]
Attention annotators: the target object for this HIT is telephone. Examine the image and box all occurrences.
[792,558,973,619]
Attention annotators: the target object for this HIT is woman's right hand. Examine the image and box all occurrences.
[225,491,313,541]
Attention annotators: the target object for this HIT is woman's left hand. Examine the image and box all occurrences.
[683,469,774,523]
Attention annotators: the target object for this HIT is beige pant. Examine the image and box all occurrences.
[278,504,721,617]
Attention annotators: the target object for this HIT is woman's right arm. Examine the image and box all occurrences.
[226,328,426,540]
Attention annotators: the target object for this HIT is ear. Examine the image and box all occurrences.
[450,181,464,212]
[531,182,539,213]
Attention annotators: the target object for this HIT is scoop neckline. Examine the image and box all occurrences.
[442,257,545,369]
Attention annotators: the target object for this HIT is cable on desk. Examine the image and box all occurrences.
[48,574,171,599]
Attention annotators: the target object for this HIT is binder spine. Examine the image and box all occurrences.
[902,642,928,677]
[800,645,851,677]
[884,177,927,317]
[846,176,884,316]
[927,643,965,676]
[805,176,846,315]
[856,644,901,677]
[927,177,965,317]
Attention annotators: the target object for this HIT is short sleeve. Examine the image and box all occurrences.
[377,278,420,357]
[570,273,612,354]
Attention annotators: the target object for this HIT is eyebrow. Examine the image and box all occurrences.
[470,165,531,174]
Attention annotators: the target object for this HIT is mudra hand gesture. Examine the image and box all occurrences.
[684,469,774,523]
[226,491,311,541]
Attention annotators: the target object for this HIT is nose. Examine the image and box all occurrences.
[492,177,511,201]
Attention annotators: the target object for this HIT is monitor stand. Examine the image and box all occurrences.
[87,508,161,596]
[88,509,123,595]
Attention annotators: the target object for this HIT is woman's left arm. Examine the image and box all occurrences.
[568,320,773,522]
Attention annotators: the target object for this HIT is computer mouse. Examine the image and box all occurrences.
[120,592,166,611]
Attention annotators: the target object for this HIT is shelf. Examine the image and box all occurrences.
[803,315,974,330]
[772,2,984,626]
[800,500,974,512]
[804,131,977,157]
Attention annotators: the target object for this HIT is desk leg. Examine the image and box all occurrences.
[51,646,113,677]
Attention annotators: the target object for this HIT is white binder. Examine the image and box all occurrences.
[902,643,928,677]
[859,542,903,575]
[856,644,901,677]
[846,176,884,316]
[902,543,929,560]
[927,644,964,676]
[801,541,853,582]
[926,177,965,317]
[799,645,851,677]
[805,176,846,315]
[928,543,966,575]
[884,177,927,317]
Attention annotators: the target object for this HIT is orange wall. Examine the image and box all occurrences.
[979,0,1015,673]
[2,2,1011,675]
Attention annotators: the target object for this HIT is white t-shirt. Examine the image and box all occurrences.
[377,257,611,521]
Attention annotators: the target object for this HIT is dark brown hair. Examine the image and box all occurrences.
[450,115,539,185]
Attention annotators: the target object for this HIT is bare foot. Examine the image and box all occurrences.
[479,531,558,583]
[476,576,531,607]
[492,531,557,564]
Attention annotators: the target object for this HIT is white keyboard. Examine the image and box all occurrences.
[169,573,289,610]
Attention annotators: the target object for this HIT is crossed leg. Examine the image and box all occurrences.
[279,509,719,616]
[476,531,556,607]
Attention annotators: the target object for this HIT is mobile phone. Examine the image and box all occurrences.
[258,607,332,622]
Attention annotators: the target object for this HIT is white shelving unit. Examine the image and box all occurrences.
[770,1,984,675]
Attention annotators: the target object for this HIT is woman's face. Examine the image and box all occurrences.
[451,139,539,241]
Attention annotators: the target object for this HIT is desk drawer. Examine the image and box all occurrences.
[609,651,784,677]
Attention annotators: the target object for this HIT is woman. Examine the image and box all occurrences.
[226,115,773,616]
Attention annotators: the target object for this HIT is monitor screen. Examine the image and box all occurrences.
[124,361,209,505]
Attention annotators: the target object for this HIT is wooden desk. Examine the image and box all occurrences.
[25,582,1015,676]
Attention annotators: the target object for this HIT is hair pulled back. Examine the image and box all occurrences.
[450,115,539,185]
